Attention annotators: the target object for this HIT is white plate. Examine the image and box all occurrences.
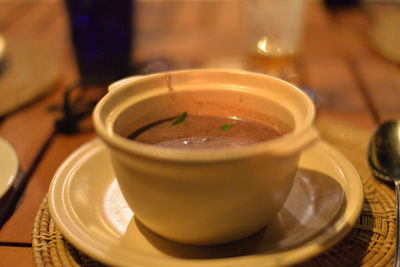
[0,34,5,64]
[49,139,363,267]
[0,137,18,198]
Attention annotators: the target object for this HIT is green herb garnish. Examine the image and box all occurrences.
[169,111,187,127]
[219,122,235,131]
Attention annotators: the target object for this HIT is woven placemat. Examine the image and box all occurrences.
[32,119,396,266]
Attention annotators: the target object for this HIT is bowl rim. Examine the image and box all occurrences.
[93,68,317,162]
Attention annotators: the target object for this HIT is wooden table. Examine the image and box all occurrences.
[0,0,399,266]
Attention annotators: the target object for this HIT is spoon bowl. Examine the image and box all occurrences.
[369,120,400,182]
[368,120,400,267]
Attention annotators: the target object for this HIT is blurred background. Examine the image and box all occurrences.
[0,1,400,265]
[0,0,399,128]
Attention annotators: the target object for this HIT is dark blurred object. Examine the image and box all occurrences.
[324,0,360,8]
[64,0,133,86]
[0,170,26,229]
[55,83,105,134]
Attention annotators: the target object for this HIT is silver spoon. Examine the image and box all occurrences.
[368,120,400,267]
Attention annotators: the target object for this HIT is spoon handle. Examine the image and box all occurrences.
[395,180,400,267]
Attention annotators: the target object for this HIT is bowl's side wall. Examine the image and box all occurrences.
[109,149,299,245]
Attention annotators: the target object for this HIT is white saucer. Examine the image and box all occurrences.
[0,137,18,198]
[49,139,363,267]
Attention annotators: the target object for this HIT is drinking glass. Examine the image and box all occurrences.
[64,0,133,86]
[244,0,305,82]
[56,0,133,134]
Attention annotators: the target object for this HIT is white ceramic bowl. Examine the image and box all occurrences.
[93,69,318,245]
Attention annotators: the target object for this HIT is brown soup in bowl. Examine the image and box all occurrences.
[128,113,291,149]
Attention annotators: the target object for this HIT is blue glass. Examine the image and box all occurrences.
[65,0,133,86]
[324,0,359,7]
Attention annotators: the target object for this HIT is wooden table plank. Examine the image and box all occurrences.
[354,54,400,122]
[2,2,48,37]
[135,0,244,65]
[196,1,223,32]
[0,247,34,267]
[302,3,338,57]
[328,5,372,57]
[0,2,30,32]
[301,54,375,128]
[300,3,376,129]
[0,89,59,172]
